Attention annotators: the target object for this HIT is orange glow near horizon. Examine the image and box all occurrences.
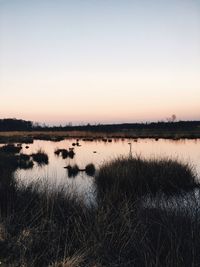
[0,70,200,123]
[0,1,200,125]
[1,69,200,124]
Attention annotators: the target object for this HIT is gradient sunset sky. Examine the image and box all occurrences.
[0,0,199,125]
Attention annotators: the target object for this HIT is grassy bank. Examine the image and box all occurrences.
[0,153,200,266]
[0,129,200,144]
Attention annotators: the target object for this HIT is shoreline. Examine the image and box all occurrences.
[0,130,200,143]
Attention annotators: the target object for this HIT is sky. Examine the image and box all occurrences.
[0,0,200,125]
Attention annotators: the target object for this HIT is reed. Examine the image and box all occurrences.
[1,153,200,266]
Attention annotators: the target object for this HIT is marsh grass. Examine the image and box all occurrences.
[95,156,197,202]
[0,182,92,266]
[85,164,96,177]
[1,154,200,266]
[16,154,34,170]
[61,149,69,159]
[0,144,22,154]
[49,252,85,267]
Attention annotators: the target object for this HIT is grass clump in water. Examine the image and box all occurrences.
[0,144,22,154]
[85,163,96,176]
[65,164,79,177]
[95,156,197,201]
[54,148,75,159]
[17,154,34,169]
[31,150,49,165]
[61,149,69,159]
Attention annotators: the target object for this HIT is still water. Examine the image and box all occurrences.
[15,138,200,197]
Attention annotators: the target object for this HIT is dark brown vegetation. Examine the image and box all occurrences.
[0,151,200,266]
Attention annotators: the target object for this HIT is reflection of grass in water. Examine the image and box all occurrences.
[1,153,200,266]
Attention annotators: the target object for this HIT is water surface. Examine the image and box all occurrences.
[15,138,200,197]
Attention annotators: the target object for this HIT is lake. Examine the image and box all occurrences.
[13,138,200,199]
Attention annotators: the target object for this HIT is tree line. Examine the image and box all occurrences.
[0,118,200,132]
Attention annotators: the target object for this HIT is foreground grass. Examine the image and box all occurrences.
[0,154,200,266]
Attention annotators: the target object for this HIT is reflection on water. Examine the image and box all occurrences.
[15,138,200,197]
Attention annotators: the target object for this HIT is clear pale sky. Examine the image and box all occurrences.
[0,0,199,125]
